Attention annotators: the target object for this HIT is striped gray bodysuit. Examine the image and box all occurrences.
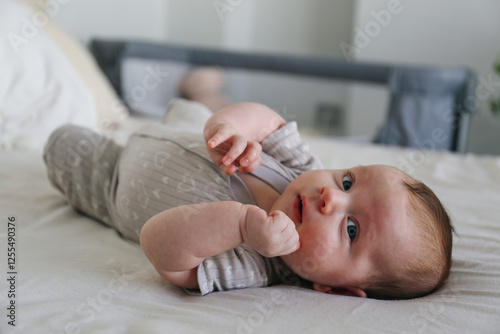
[44,115,322,295]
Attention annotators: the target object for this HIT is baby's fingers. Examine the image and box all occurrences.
[283,231,301,254]
[222,164,238,176]
[270,229,300,257]
[268,211,301,255]
[238,142,262,173]
[221,136,247,167]
[207,127,233,149]
[239,156,262,174]
[280,222,301,254]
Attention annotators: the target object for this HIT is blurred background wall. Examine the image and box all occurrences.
[39,0,500,154]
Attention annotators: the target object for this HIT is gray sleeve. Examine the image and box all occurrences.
[194,245,298,296]
[195,245,269,295]
[260,122,323,176]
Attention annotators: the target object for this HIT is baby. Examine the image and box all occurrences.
[43,100,453,300]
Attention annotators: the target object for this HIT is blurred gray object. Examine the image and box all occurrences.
[377,67,475,152]
[90,39,476,152]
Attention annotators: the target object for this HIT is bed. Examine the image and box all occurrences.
[1,1,499,333]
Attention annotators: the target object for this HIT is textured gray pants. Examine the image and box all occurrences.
[43,125,122,228]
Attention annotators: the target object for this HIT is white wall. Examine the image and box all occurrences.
[163,0,226,49]
[164,0,354,58]
[349,0,500,154]
[163,0,355,128]
[44,0,354,58]
[48,0,168,43]
[248,1,354,57]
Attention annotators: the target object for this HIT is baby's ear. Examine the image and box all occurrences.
[312,283,367,298]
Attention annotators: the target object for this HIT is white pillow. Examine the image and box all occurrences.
[0,0,128,150]
[121,57,191,117]
[43,12,129,130]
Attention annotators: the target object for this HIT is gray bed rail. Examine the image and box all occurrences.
[90,39,476,153]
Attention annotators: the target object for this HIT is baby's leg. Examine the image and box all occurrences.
[162,98,212,133]
[43,125,122,227]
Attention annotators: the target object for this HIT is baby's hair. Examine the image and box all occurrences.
[364,176,454,300]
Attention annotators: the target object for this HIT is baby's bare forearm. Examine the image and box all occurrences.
[140,202,250,274]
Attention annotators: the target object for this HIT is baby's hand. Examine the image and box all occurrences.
[206,123,262,175]
[240,206,300,257]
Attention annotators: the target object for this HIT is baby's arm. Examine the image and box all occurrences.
[205,102,286,144]
[140,202,299,289]
[203,102,286,175]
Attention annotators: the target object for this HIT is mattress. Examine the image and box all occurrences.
[1,129,499,334]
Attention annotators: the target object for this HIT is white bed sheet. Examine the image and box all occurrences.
[1,127,499,334]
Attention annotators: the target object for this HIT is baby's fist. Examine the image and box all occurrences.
[241,206,300,257]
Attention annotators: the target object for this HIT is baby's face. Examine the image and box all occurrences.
[272,165,417,296]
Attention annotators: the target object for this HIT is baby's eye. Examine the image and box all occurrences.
[347,218,357,241]
[342,175,353,191]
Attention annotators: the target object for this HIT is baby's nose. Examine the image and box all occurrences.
[319,186,347,215]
